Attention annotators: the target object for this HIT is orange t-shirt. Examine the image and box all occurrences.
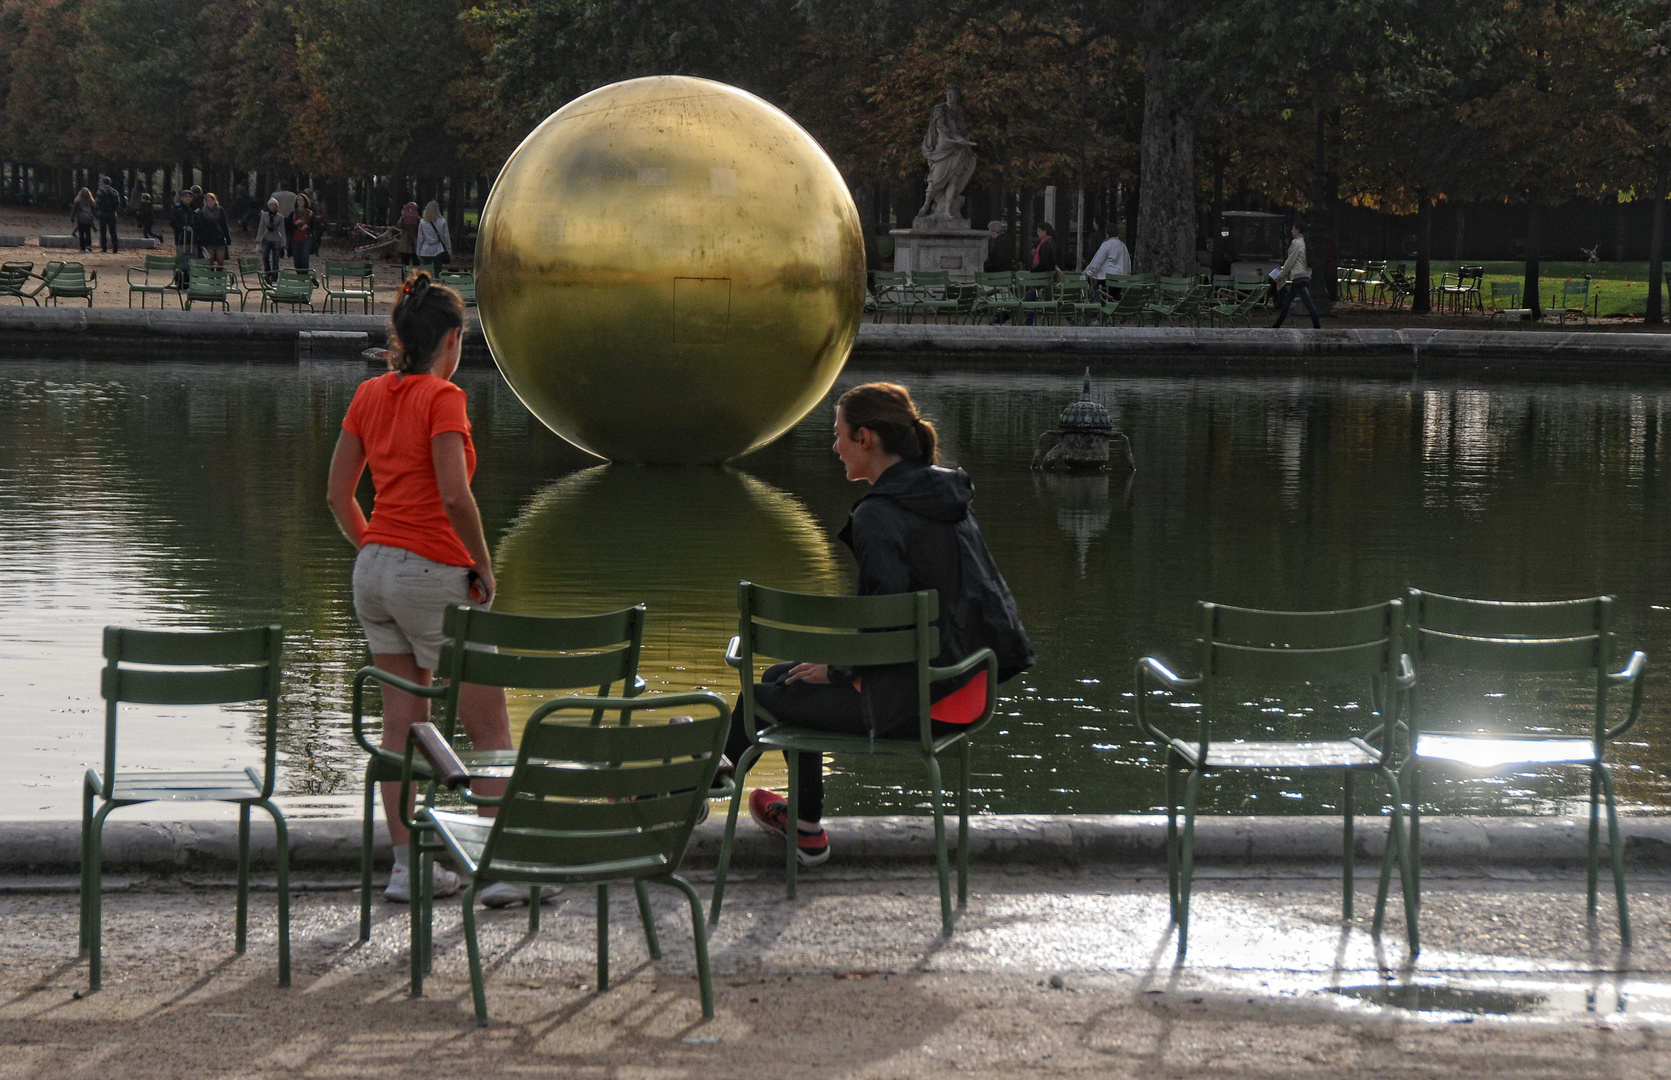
[342,372,476,567]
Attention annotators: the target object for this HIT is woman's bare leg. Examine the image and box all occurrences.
[458,682,512,812]
[374,653,432,847]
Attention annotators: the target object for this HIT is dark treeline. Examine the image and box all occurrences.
[1,0,1668,319]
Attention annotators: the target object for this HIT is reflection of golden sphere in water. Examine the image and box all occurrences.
[494,463,845,709]
[476,76,865,465]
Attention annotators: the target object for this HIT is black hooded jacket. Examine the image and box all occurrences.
[835,459,1034,731]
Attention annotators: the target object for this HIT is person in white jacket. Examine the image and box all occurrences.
[417,200,452,275]
[1083,233,1132,307]
[1270,222,1321,328]
[253,198,287,282]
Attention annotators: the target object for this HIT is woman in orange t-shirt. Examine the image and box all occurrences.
[326,274,520,907]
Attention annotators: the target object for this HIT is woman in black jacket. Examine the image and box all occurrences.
[729,382,1033,864]
[192,192,231,268]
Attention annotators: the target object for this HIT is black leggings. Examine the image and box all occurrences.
[1273,278,1321,328]
[726,661,959,823]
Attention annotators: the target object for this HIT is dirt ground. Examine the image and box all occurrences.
[3,867,1668,1078]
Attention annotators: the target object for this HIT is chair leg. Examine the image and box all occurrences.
[1177,770,1201,957]
[461,882,488,1026]
[1598,765,1632,947]
[235,804,251,954]
[79,778,95,955]
[1377,763,1420,956]
[957,739,971,908]
[665,875,715,1019]
[409,829,424,996]
[87,802,116,990]
[924,752,953,937]
[529,884,541,934]
[258,799,291,987]
[596,884,610,992]
[784,749,800,901]
[634,879,662,960]
[1164,751,1181,923]
[1587,765,1603,918]
[359,759,377,941]
[1342,770,1355,923]
[709,744,762,925]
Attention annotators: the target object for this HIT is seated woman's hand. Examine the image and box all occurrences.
[782,663,830,685]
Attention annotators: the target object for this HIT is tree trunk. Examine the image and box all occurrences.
[1136,0,1195,277]
[1413,196,1432,315]
[1309,100,1336,309]
[1525,202,1543,320]
[1123,180,1138,247]
[1647,161,1668,325]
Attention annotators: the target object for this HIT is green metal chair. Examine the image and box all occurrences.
[1373,589,1646,947]
[1134,600,1421,958]
[1207,282,1268,327]
[127,255,178,309]
[1054,276,1095,324]
[711,582,999,937]
[404,689,730,1025]
[264,268,317,313]
[81,625,291,990]
[1016,271,1057,324]
[183,266,236,311]
[0,261,48,305]
[323,259,376,313]
[1551,278,1592,326]
[1146,282,1213,326]
[1083,283,1155,326]
[868,270,910,322]
[438,270,476,307]
[236,257,267,310]
[45,262,97,306]
[972,271,1021,323]
[352,603,646,941]
[1486,280,1533,325]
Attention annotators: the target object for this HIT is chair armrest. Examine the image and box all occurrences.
[529,689,730,727]
[724,635,742,669]
[1605,650,1648,740]
[350,663,446,757]
[928,647,996,684]
[1132,656,1200,744]
[1394,652,1415,689]
[409,723,469,789]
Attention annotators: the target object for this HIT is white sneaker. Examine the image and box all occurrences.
[384,861,463,903]
[479,881,560,908]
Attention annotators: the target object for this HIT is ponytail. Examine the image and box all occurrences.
[836,382,939,464]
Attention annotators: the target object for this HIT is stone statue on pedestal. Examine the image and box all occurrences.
[916,85,977,227]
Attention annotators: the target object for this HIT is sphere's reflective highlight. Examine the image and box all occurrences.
[477,76,866,464]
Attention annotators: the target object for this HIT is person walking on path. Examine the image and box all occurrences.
[170,190,194,251]
[1083,230,1131,305]
[309,190,328,256]
[254,198,286,282]
[729,383,1034,865]
[397,201,420,268]
[417,200,451,276]
[95,176,123,253]
[325,273,527,909]
[1025,223,1056,324]
[193,192,231,269]
[983,219,1014,273]
[288,195,315,271]
[135,193,157,241]
[1270,222,1321,329]
[70,188,97,252]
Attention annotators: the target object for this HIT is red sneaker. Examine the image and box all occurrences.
[748,789,831,866]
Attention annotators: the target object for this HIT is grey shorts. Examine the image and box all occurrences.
[352,543,482,670]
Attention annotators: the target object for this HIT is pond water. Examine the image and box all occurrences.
[2,357,1668,820]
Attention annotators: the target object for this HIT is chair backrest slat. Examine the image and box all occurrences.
[747,587,930,628]
[750,623,928,666]
[445,647,633,691]
[1415,629,1600,673]
[1208,601,1394,649]
[520,715,719,762]
[501,790,697,832]
[1410,590,1603,639]
[444,604,642,651]
[103,664,272,706]
[1209,639,1394,681]
[105,625,274,666]
[491,827,673,868]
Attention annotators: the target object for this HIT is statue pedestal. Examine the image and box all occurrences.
[890,218,989,281]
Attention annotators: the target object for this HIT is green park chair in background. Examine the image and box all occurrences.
[711,583,999,937]
[45,262,97,306]
[438,270,476,307]
[1551,278,1592,326]
[127,255,178,309]
[972,271,1021,323]
[324,259,376,313]
[1362,260,1390,305]
[1208,281,1268,327]
[1486,280,1534,325]
[403,688,731,1025]
[1,261,54,305]
[868,270,910,322]
[1134,600,1421,958]
[1146,282,1212,326]
[352,603,647,943]
[183,265,237,311]
[1373,589,1646,947]
[264,268,318,313]
[1054,276,1094,324]
[81,625,291,990]
[1016,270,1058,324]
[236,257,267,309]
[1082,282,1155,326]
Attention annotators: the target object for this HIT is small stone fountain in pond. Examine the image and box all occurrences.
[1032,369,1135,473]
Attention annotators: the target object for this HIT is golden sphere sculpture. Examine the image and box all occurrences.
[476,76,866,464]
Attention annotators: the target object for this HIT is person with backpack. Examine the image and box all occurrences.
[729,383,1034,865]
[95,176,123,253]
[70,188,97,252]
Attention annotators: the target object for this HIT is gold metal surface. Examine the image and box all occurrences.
[477,76,866,464]
[493,464,847,789]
